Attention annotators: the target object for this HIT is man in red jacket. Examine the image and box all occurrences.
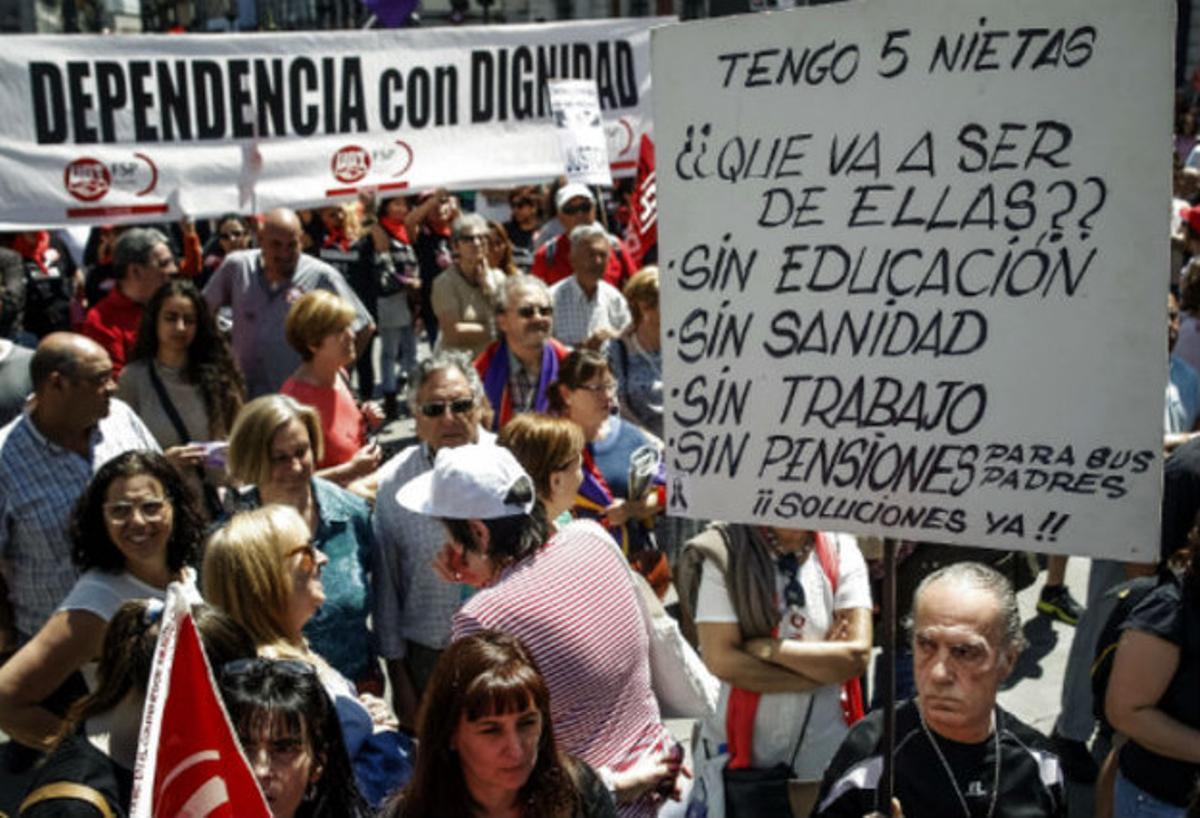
[531,183,636,289]
[81,228,176,377]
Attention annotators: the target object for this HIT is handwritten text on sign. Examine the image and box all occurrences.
[654,0,1170,560]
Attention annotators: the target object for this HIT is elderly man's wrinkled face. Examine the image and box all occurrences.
[570,235,609,285]
[496,285,552,354]
[414,368,481,453]
[912,578,1014,743]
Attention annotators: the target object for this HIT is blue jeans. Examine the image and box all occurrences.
[1115,770,1187,818]
[378,324,418,396]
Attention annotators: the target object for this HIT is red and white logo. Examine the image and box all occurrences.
[331,145,371,184]
[64,158,111,202]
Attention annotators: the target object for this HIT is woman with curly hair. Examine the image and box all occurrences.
[118,279,245,513]
[0,451,204,750]
[384,630,616,818]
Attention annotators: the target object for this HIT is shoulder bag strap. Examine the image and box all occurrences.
[786,696,817,770]
[146,361,192,445]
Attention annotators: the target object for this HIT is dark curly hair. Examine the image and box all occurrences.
[384,631,582,818]
[129,279,246,438]
[70,450,205,574]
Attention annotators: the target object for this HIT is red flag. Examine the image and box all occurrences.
[130,587,271,818]
[624,134,657,268]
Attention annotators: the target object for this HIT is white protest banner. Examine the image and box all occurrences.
[0,17,669,228]
[549,79,614,187]
[654,0,1170,561]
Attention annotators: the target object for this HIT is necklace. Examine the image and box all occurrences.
[917,703,1002,818]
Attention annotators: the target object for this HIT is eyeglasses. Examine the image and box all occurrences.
[220,230,246,240]
[283,542,321,573]
[221,657,317,681]
[511,198,535,209]
[777,552,806,610]
[103,499,169,523]
[457,233,488,244]
[578,381,617,397]
[71,369,115,387]
[560,202,593,216]
[419,398,476,418]
[515,305,553,319]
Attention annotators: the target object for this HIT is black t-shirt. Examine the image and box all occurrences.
[19,732,131,817]
[1117,579,1200,807]
[1162,440,1200,560]
[815,700,1066,818]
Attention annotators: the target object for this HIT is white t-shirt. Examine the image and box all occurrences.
[695,531,871,781]
[57,569,174,621]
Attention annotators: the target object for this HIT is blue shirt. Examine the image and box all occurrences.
[233,477,376,681]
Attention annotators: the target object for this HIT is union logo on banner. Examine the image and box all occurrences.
[129,585,271,818]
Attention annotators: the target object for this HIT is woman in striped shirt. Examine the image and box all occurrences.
[397,444,683,818]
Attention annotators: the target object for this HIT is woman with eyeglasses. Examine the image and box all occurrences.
[281,290,383,486]
[678,523,872,818]
[15,599,255,818]
[118,280,245,517]
[548,349,668,593]
[0,451,203,751]
[431,213,506,358]
[219,657,372,818]
[203,505,409,808]
[225,395,377,689]
[199,212,253,288]
[383,630,616,818]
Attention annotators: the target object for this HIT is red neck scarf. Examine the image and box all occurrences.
[379,217,409,244]
[11,231,49,272]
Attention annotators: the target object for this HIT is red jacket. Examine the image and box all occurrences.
[80,286,143,377]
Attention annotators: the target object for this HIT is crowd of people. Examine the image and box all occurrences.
[0,113,1192,818]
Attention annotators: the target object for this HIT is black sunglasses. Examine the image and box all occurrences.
[515,305,553,319]
[560,202,593,215]
[512,198,535,208]
[420,398,476,418]
[777,552,806,610]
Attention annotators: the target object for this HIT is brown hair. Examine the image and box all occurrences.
[227,394,325,487]
[623,266,659,327]
[284,290,357,361]
[487,219,520,277]
[498,413,584,500]
[385,631,580,818]
[546,348,610,415]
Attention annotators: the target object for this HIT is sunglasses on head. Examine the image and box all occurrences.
[420,398,475,418]
[515,304,553,319]
[221,657,317,681]
[560,202,593,215]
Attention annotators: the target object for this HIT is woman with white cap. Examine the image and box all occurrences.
[396,445,683,818]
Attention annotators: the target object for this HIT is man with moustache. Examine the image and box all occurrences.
[474,275,569,432]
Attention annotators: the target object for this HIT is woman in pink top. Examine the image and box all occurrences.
[281,290,383,487]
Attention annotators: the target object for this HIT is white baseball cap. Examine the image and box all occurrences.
[396,444,535,520]
[555,183,594,210]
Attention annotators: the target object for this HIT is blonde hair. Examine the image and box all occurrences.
[227,394,325,487]
[623,266,659,327]
[284,290,357,361]
[202,505,310,652]
[498,413,584,500]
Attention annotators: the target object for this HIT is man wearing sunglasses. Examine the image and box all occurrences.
[474,275,570,432]
[531,183,636,289]
[371,352,495,728]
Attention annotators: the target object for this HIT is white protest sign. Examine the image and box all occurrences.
[654,0,1171,561]
[0,17,669,228]
[549,79,614,187]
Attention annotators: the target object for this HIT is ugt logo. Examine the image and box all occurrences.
[331,145,371,184]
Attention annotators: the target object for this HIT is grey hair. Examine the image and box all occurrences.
[405,350,485,416]
[494,274,550,313]
[113,228,170,278]
[910,561,1027,654]
[450,213,488,241]
[568,223,608,251]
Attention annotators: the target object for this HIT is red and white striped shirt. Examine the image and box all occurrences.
[452,520,670,818]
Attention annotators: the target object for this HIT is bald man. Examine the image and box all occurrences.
[204,208,375,398]
[0,333,158,650]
